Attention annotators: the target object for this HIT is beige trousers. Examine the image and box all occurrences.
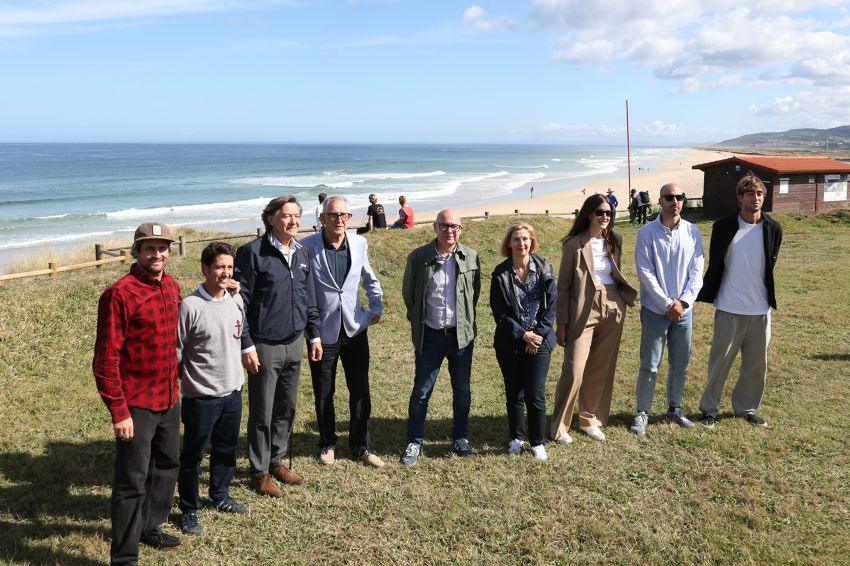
[551,284,626,438]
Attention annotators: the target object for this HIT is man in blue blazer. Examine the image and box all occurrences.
[301,196,385,468]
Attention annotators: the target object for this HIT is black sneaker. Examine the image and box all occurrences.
[453,438,474,457]
[742,413,768,427]
[205,496,247,514]
[179,512,203,536]
[140,529,182,550]
[699,413,716,429]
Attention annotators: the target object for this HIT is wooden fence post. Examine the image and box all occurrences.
[95,243,103,268]
[514,209,519,215]
[545,210,550,215]
[121,249,132,263]
[49,262,57,278]
[484,211,489,219]
[179,236,186,257]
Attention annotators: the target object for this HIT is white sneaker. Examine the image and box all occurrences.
[318,446,335,465]
[507,438,523,456]
[579,425,606,441]
[530,444,548,461]
[554,433,573,445]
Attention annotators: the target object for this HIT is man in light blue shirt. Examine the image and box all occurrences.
[630,183,704,435]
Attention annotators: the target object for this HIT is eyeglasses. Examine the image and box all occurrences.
[437,223,463,232]
[323,212,352,221]
[662,194,686,202]
[594,209,613,218]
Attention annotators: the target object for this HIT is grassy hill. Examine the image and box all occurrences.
[712,125,850,158]
[1,214,848,564]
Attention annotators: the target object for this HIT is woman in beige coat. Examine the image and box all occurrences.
[551,193,637,443]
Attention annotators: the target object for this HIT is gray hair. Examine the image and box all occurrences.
[322,195,350,214]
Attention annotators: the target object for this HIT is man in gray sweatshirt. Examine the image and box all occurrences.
[176,242,249,536]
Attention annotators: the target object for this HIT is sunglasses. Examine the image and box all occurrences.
[662,194,686,202]
[594,209,613,218]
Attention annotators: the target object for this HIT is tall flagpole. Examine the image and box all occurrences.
[626,99,632,194]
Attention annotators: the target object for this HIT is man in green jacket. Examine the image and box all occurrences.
[400,209,480,465]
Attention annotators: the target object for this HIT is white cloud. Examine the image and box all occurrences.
[461,4,516,32]
[533,0,850,92]
[639,120,686,136]
[749,88,850,128]
[542,122,624,136]
[0,0,288,36]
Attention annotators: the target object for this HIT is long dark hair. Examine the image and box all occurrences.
[565,193,618,255]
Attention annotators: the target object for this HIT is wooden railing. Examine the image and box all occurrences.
[0,210,578,282]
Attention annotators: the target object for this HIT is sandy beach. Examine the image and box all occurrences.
[409,147,732,223]
[2,147,731,275]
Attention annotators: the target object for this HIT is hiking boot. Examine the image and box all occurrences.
[250,473,282,497]
[400,442,422,466]
[667,407,694,428]
[270,464,304,486]
[140,530,181,551]
[205,496,247,514]
[179,512,203,536]
[507,438,523,456]
[318,446,335,466]
[629,412,648,435]
[453,438,474,457]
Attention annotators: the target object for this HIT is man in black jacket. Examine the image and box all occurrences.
[696,173,782,428]
[235,195,322,496]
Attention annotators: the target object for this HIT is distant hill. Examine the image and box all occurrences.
[714,126,850,153]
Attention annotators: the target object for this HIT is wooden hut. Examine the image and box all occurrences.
[692,155,850,217]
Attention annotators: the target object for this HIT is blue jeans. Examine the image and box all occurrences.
[406,327,474,445]
[635,307,692,413]
[178,389,242,513]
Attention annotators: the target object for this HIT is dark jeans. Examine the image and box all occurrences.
[178,389,242,513]
[496,343,551,446]
[110,403,180,566]
[308,328,372,455]
[406,326,474,445]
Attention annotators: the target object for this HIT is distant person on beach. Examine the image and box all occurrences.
[302,196,385,469]
[489,222,557,461]
[638,190,651,224]
[629,189,639,224]
[550,195,636,444]
[391,195,414,229]
[234,195,322,497]
[530,186,534,199]
[400,209,480,465]
[93,221,183,561]
[357,193,387,234]
[176,242,248,537]
[629,183,704,436]
[696,172,782,429]
[606,188,618,220]
[314,192,327,232]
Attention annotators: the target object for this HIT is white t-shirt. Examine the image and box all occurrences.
[591,238,615,285]
[714,215,770,315]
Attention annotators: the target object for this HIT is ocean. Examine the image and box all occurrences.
[0,143,674,271]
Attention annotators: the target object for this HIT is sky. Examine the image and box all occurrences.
[1,0,849,145]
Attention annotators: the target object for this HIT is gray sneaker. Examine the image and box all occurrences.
[507,438,523,455]
[453,438,474,457]
[629,412,648,435]
[400,442,422,466]
[667,407,695,428]
[179,512,203,536]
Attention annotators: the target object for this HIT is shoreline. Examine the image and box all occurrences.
[0,147,730,274]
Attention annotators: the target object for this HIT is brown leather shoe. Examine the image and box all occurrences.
[250,473,282,497]
[270,464,305,486]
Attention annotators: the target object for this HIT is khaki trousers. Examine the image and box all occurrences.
[551,284,626,438]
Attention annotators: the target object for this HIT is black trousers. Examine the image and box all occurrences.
[308,328,372,455]
[178,390,242,513]
[110,403,180,565]
[495,344,551,447]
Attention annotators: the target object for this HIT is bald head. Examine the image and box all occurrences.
[434,209,462,253]
[659,183,680,197]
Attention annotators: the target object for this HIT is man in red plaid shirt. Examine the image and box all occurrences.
[93,222,183,564]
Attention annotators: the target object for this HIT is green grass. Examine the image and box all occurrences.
[1,214,849,565]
